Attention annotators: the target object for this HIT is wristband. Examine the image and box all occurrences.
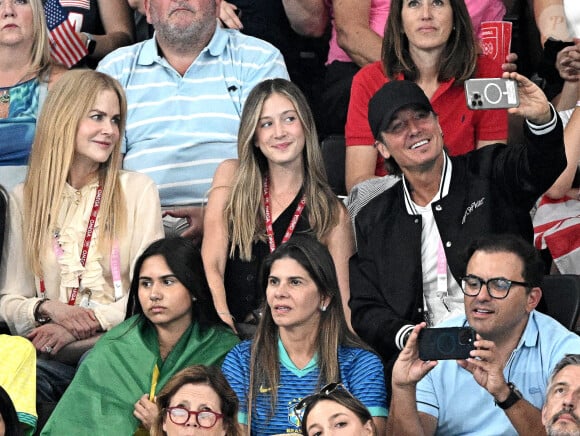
[82,32,96,55]
[34,299,51,325]
[576,100,580,108]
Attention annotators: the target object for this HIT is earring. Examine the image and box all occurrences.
[191,296,197,302]
[320,305,327,312]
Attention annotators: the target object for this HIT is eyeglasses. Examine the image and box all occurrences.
[460,274,530,300]
[294,383,355,424]
[165,406,223,428]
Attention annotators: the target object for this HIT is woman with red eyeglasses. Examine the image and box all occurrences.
[151,365,241,436]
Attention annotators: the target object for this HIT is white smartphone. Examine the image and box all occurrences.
[464,78,519,110]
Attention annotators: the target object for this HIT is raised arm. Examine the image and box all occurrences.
[282,0,329,37]
[553,43,580,110]
[333,0,382,67]
[492,72,566,207]
[533,0,570,46]
[83,0,134,61]
[387,323,438,436]
[545,105,580,199]
[201,159,238,331]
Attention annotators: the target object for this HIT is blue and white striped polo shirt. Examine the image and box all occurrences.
[98,26,288,206]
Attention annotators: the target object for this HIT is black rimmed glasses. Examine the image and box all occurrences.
[294,382,355,423]
[461,274,531,299]
[165,406,223,428]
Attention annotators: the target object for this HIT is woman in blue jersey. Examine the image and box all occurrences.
[221,235,388,435]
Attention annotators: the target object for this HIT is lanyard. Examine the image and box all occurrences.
[263,175,306,253]
[436,240,450,312]
[110,240,123,301]
[40,186,103,305]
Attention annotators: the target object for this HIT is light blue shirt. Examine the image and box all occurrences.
[416,311,580,436]
[98,26,288,206]
[222,340,388,436]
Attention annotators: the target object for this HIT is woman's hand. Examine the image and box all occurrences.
[133,394,158,430]
[556,40,580,81]
[217,311,237,333]
[503,71,552,124]
[28,323,77,355]
[219,1,243,30]
[43,300,100,340]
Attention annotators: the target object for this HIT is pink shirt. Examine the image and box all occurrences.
[325,0,506,65]
[325,0,389,65]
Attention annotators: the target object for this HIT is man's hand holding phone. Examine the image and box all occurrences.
[391,323,439,390]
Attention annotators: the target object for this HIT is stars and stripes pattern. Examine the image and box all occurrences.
[533,195,580,274]
[44,0,87,68]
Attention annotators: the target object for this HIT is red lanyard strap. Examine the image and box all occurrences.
[263,176,306,253]
[40,186,103,305]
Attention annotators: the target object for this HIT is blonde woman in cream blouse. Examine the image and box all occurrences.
[0,70,163,402]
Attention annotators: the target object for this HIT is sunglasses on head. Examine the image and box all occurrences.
[294,382,356,424]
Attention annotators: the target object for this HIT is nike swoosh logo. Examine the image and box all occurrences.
[259,385,282,393]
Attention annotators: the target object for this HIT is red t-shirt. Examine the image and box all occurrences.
[345,56,508,176]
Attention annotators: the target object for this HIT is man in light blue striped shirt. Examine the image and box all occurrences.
[98,0,288,242]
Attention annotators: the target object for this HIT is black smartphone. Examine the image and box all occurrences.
[464,78,519,110]
[418,327,476,361]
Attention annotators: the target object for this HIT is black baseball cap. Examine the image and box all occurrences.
[368,80,434,140]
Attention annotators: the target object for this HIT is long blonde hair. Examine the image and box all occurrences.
[28,0,52,80]
[225,79,338,261]
[24,70,127,276]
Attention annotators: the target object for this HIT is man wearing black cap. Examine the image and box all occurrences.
[348,72,567,382]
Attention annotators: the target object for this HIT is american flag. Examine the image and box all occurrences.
[44,0,87,68]
[534,195,580,274]
[59,0,91,8]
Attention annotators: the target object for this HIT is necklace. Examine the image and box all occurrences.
[0,90,9,104]
[0,69,34,105]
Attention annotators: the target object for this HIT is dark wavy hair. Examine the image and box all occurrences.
[0,385,21,436]
[382,0,478,83]
[125,237,227,330]
[151,365,240,436]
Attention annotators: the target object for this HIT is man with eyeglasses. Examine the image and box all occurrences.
[387,234,580,436]
[349,71,567,390]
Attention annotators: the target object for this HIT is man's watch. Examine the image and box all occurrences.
[82,32,96,55]
[495,382,523,410]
